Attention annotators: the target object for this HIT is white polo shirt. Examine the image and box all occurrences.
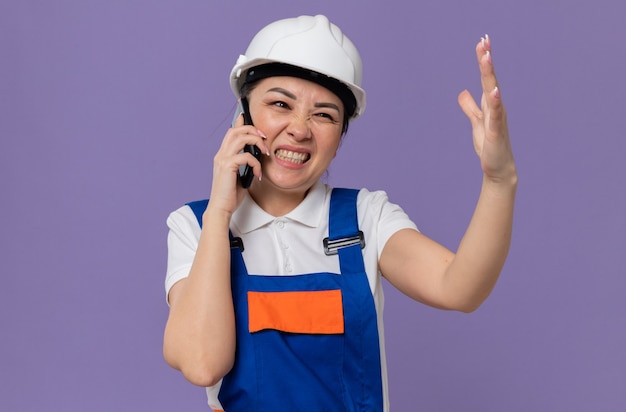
[165,180,418,411]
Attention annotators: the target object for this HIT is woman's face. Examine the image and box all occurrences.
[246,76,345,195]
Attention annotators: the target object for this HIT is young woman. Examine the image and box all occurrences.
[163,14,516,411]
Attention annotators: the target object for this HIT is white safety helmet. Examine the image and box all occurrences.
[230,15,366,119]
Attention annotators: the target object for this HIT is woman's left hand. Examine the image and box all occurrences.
[458,35,516,184]
[381,35,519,313]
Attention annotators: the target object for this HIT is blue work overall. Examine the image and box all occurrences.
[187,188,383,411]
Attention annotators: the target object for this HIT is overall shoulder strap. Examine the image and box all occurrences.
[327,188,365,274]
[185,199,244,251]
[186,199,209,228]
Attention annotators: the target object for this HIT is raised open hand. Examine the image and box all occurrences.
[458,35,516,184]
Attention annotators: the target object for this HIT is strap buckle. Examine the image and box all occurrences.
[323,231,365,256]
[230,237,244,251]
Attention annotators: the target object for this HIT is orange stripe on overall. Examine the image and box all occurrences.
[247,290,344,334]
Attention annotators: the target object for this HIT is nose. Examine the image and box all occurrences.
[286,115,312,141]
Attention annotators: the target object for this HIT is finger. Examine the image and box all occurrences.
[255,129,271,156]
[476,36,508,134]
[235,151,263,186]
[457,89,482,127]
[486,86,507,136]
[458,90,486,156]
[227,120,270,157]
[476,35,499,100]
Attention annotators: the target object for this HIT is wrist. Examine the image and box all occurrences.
[482,168,518,196]
[202,204,233,229]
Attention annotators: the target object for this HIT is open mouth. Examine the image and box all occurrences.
[275,149,310,164]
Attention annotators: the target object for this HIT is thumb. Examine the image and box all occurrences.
[457,90,482,126]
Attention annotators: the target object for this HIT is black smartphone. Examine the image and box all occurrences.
[238,97,262,189]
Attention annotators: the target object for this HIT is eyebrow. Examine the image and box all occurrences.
[266,87,341,112]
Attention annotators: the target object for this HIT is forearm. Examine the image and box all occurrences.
[443,173,517,312]
[163,206,236,386]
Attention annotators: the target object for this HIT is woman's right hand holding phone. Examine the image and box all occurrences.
[164,111,269,387]
[208,114,269,218]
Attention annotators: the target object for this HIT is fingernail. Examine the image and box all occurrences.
[492,86,500,99]
[257,129,267,139]
[481,34,490,51]
[485,50,492,64]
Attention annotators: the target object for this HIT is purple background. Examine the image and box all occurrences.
[2,1,625,410]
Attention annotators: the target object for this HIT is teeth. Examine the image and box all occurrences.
[275,149,309,164]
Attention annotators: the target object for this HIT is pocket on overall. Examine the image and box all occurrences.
[248,289,347,408]
[248,290,344,334]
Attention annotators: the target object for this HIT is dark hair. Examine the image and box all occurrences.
[239,63,353,135]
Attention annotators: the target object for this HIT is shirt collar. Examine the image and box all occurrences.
[232,180,328,233]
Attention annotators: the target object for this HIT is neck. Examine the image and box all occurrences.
[248,183,311,217]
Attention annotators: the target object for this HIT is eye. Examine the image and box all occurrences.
[271,100,290,109]
[314,112,338,123]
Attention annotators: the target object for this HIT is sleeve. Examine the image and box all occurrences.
[357,189,419,261]
[165,207,226,402]
[164,205,202,304]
